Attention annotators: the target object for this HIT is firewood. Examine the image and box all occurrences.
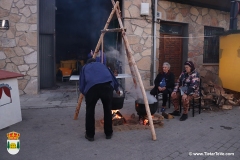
[201,90,206,96]
[204,86,211,94]
[214,84,225,95]
[162,112,168,119]
[222,105,233,110]
[202,83,208,88]
[222,94,234,100]
[214,87,221,96]
[152,116,159,121]
[227,100,239,106]
[168,114,174,119]
[208,81,214,87]
[216,95,223,105]
[219,99,226,106]
[203,94,213,100]
[161,112,174,119]
[210,87,215,93]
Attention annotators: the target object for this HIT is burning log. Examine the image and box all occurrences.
[100,110,127,126]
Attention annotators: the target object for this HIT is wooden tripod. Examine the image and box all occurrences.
[73,0,157,141]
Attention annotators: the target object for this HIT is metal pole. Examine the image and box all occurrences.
[153,0,157,80]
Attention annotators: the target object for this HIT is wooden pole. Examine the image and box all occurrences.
[112,0,157,140]
[74,93,84,120]
[101,35,104,63]
[73,2,119,120]
[93,1,119,58]
[101,28,126,33]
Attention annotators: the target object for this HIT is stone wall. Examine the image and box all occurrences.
[157,1,240,84]
[0,0,38,95]
[123,0,153,91]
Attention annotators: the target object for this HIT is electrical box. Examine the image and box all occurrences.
[0,20,9,30]
[140,3,149,16]
[156,11,162,19]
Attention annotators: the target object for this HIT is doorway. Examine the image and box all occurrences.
[39,0,122,89]
[159,22,188,80]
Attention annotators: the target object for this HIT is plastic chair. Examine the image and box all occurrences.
[59,68,72,82]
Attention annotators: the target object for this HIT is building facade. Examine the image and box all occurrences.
[0,0,240,94]
[124,0,240,90]
[0,0,37,95]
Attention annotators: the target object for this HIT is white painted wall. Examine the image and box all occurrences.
[0,78,22,129]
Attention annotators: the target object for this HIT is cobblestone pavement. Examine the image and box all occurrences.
[0,82,239,160]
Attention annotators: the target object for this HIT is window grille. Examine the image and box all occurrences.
[203,26,224,63]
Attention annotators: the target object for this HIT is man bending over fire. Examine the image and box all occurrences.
[79,58,120,141]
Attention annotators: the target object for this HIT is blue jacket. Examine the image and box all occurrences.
[79,62,119,95]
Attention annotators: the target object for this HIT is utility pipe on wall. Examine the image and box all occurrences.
[153,0,158,81]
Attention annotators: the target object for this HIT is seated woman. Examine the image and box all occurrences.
[150,62,175,112]
[170,61,200,121]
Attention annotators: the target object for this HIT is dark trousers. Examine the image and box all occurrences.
[150,87,171,106]
[85,82,113,138]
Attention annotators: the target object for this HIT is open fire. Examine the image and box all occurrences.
[139,115,150,125]
[111,110,126,126]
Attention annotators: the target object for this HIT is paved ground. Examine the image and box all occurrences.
[0,82,240,160]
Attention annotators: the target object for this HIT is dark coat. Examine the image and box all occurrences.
[153,71,175,91]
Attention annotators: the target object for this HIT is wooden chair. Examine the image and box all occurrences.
[59,68,73,82]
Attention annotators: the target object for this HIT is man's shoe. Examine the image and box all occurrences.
[85,134,94,141]
[106,134,112,139]
[169,110,180,116]
[180,114,188,121]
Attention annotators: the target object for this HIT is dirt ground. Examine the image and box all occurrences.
[95,113,164,132]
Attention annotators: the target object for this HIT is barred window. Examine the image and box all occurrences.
[203,26,224,63]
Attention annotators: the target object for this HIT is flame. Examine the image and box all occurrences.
[140,115,154,125]
[112,110,123,120]
[111,110,119,114]
[113,114,122,120]
[143,119,149,125]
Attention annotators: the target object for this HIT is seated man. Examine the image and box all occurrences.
[150,62,175,112]
[170,61,200,121]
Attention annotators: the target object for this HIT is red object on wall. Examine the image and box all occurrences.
[0,70,23,80]
[0,87,11,99]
